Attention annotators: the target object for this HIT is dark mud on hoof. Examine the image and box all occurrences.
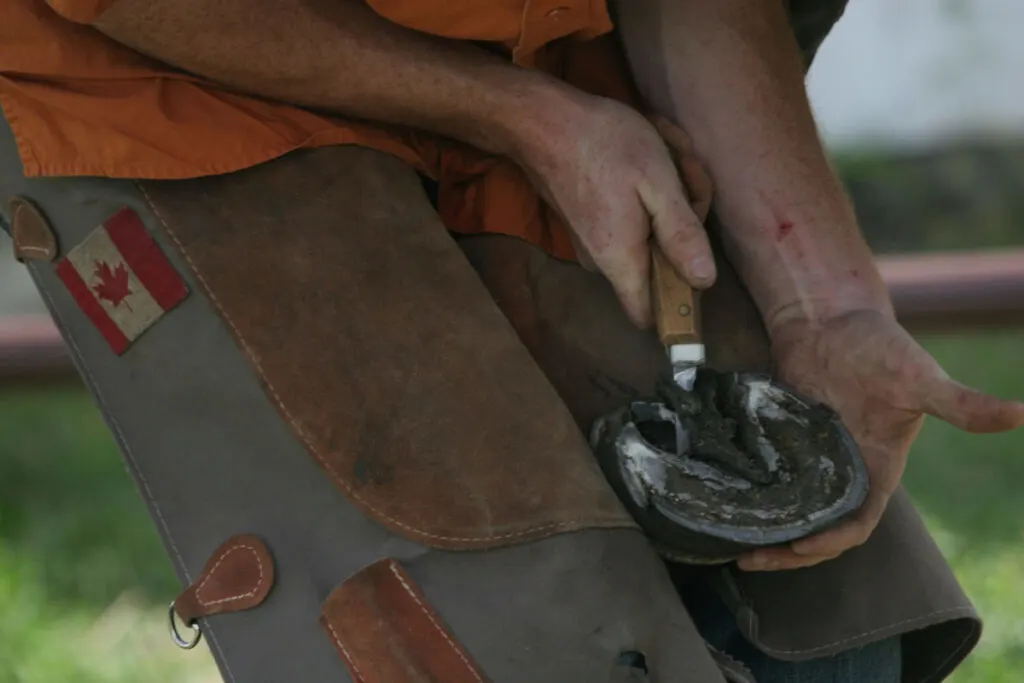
[589,368,868,564]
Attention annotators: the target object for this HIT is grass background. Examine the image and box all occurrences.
[0,330,1022,682]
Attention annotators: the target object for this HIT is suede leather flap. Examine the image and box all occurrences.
[136,147,634,550]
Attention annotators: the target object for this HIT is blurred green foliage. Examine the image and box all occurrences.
[0,391,218,683]
[836,142,1024,253]
[903,331,1024,683]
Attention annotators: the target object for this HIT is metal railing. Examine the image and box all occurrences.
[2,248,1023,385]
[0,316,73,385]
[879,248,1024,332]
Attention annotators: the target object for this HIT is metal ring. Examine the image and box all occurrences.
[168,602,202,650]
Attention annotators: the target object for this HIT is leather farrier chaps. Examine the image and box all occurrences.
[0,107,982,682]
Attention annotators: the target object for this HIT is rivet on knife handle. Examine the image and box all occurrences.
[651,246,701,347]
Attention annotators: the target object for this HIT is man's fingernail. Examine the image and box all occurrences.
[688,256,715,282]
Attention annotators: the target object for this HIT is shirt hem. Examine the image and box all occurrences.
[0,90,429,182]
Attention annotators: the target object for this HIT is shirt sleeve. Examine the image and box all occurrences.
[45,0,123,24]
[786,0,850,69]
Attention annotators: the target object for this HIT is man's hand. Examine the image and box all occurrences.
[510,95,717,328]
[611,0,1023,567]
[736,309,1024,571]
[94,0,716,330]
[656,121,1022,570]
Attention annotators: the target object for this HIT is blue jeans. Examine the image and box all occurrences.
[684,578,902,683]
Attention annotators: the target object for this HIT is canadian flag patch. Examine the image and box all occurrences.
[55,207,188,355]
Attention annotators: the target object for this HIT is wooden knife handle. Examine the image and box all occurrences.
[651,246,701,346]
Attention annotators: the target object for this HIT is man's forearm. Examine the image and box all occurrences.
[613,0,893,331]
[92,0,571,159]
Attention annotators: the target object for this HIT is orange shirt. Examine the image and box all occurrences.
[0,0,647,261]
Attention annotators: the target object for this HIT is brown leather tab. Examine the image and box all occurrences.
[9,196,58,263]
[173,534,275,624]
[322,559,490,683]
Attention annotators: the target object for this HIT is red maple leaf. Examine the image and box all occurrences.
[91,261,133,310]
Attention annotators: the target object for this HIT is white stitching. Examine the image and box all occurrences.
[194,544,264,608]
[325,620,368,683]
[137,183,621,545]
[750,607,976,656]
[16,245,51,254]
[387,561,484,683]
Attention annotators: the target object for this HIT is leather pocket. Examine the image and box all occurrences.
[321,559,489,683]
